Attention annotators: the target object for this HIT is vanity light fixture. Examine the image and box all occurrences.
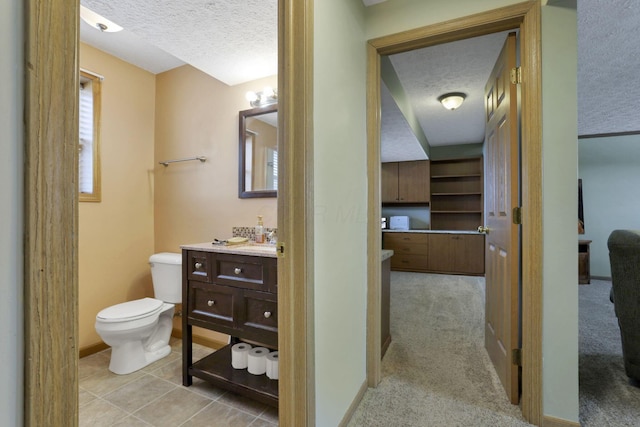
[80,5,124,33]
[245,86,278,108]
[437,92,466,111]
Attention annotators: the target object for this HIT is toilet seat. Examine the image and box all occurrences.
[97,297,163,323]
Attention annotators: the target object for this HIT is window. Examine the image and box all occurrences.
[79,70,102,202]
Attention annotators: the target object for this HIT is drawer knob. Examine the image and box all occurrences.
[207,300,215,307]
[264,311,272,318]
[234,267,242,275]
[195,262,203,269]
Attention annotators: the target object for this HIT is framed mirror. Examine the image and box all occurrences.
[239,104,278,198]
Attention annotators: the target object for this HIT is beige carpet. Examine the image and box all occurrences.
[349,272,531,427]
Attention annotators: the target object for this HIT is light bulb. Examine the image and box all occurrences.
[262,86,275,98]
[245,91,258,103]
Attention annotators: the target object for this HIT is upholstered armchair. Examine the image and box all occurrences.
[608,229,640,381]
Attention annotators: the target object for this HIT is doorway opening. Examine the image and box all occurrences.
[365,3,542,425]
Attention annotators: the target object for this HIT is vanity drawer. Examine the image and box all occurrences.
[242,290,278,345]
[214,253,277,292]
[186,251,213,283]
[188,282,235,328]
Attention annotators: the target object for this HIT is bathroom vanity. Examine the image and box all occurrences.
[181,242,278,407]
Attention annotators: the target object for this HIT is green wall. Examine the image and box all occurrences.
[0,0,23,425]
[541,4,579,421]
[364,0,580,423]
[314,1,369,425]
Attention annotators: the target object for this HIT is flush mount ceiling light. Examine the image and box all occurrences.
[80,5,123,33]
[437,92,466,111]
[245,86,278,107]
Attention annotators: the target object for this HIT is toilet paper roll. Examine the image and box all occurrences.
[266,351,279,380]
[231,343,252,369]
[247,347,269,375]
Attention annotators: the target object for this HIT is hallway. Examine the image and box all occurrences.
[349,272,531,426]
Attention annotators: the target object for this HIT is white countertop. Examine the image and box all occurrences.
[383,229,483,235]
[182,242,396,261]
[181,241,278,258]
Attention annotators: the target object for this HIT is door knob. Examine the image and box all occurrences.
[195,262,203,269]
[478,226,490,234]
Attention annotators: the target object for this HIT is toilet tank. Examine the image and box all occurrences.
[149,252,182,303]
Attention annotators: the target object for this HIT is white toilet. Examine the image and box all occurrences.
[95,252,182,375]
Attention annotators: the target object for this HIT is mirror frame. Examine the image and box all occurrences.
[238,104,278,198]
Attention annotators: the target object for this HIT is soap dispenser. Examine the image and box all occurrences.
[255,215,265,244]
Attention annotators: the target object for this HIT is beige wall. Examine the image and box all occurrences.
[154,65,277,338]
[154,66,277,251]
[78,43,157,350]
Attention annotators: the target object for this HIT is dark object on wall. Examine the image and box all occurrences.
[578,178,585,234]
[608,229,640,381]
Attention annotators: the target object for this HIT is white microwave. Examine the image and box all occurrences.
[389,216,410,230]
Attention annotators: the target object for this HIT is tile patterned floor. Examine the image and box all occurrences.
[79,338,278,427]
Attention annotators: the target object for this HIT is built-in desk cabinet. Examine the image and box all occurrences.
[382,232,484,276]
[427,233,485,275]
[182,249,278,407]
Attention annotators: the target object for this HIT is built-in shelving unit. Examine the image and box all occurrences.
[430,157,483,231]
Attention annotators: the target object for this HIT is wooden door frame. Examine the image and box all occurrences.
[24,0,314,425]
[366,1,542,425]
[24,0,80,425]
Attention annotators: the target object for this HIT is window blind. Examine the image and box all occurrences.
[79,80,94,193]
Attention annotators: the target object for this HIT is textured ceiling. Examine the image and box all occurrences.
[381,81,429,162]
[82,0,277,85]
[388,31,511,147]
[578,0,640,136]
[79,1,640,161]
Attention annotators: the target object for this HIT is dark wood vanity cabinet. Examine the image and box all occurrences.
[182,249,278,407]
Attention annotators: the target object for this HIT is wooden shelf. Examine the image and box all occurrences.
[429,157,483,231]
[189,343,279,407]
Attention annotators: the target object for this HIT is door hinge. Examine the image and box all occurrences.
[512,348,522,366]
[510,66,522,85]
[513,207,522,225]
[276,242,285,258]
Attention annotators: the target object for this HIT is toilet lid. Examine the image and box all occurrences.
[97,297,164,322]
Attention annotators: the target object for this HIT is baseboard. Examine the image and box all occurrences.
[79,328,225,358]
[171,328,226,350]
[79,341,109,358]
[338,380,368,427]
[591,275,612,282]
[543,415,580,427]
